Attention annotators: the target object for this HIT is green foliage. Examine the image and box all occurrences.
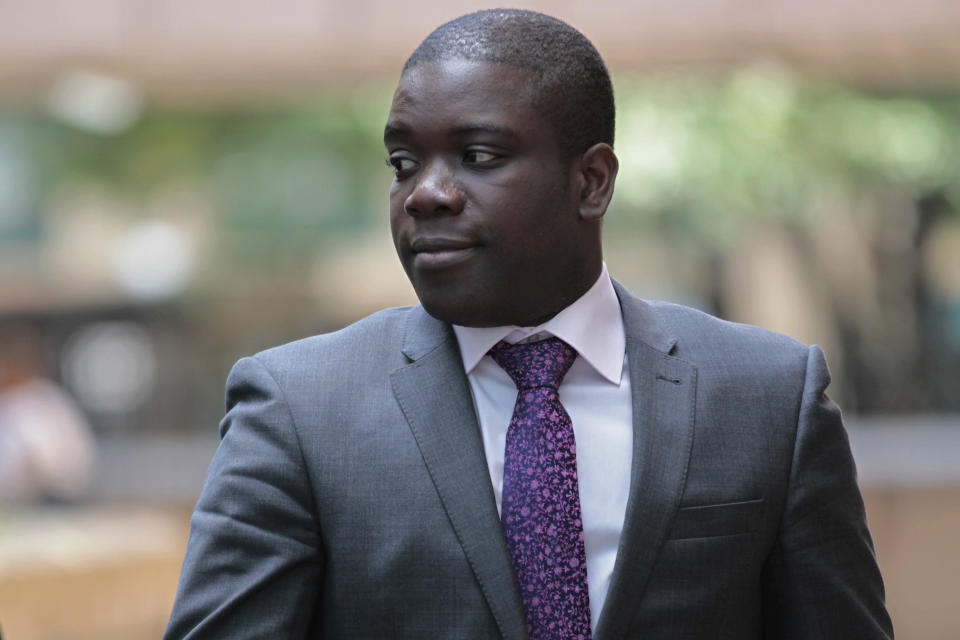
[611,64,960,245]
[0,83,394,236]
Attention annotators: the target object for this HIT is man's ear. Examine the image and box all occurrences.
[577,142,618,222]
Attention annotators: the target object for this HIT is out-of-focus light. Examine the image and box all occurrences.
[616,104,689,208]
[62,322,157,416]
[45,69,143,135]
[724,62,797,142]
[111,219,195,300]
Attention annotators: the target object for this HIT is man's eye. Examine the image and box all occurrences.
[464,150,497,164]
[387,157,417,175]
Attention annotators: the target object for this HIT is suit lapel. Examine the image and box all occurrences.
[389,307,528,640]
[595,285,697,640]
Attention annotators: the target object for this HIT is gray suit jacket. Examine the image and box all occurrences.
[165,284,893,639]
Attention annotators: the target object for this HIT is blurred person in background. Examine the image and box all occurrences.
[0,322,97,504]
[166,9,893,639]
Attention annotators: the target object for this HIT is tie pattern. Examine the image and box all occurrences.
[489,337,592,640]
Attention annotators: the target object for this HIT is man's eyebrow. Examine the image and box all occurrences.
[450,123,520,139]
[383,122,520,143]
[384,124,408,143]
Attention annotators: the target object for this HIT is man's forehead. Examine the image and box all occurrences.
[400,57,533,86]
[385,60,538,135]
[396,60,538,106]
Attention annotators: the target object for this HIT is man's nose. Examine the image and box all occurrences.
[404,160,465,217]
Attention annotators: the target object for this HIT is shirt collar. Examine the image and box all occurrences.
[452,264,625,384]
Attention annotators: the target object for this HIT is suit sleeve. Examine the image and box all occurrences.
[761,345,893,638]
[164,356,322,639]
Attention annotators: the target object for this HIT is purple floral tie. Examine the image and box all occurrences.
[489,337,592,640]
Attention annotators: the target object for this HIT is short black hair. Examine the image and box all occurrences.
[402,9,615,158]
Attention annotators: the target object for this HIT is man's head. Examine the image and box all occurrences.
[386,10,618,327]
[403,9,615,159]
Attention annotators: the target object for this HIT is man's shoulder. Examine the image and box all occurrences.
[648,299,805,345]
[637,298,811,368]
[249,305,417,371]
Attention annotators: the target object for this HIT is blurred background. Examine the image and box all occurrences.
[1,0,958,638]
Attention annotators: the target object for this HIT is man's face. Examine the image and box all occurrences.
[385,59,600,327]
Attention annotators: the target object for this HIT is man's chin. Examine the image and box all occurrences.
[418,294,554,328]
[420,300,486,327]
[416,292,500,328]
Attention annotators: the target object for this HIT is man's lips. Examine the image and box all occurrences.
[409,236,481,269]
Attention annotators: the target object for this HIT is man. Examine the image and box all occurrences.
[166,9,893,639]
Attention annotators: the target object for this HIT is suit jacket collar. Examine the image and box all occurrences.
[400,304,451,361]
[394,288,696,640]
[612,279,677,355]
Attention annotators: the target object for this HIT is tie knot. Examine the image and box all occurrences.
[489,337,577,391]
